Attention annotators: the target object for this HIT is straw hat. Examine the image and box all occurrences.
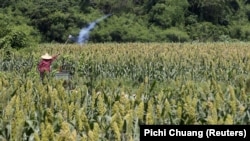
[41,53,52,59]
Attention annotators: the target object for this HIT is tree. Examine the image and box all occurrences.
[0,9,40,49]
[187,0,244,25]
[148,0,189,28]
[1,0,250,43]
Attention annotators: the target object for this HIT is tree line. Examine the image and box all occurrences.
[0,0,250,48]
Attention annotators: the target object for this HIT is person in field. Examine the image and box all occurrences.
[38,53,60,81]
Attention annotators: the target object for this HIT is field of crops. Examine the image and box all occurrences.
[0,42,250,141]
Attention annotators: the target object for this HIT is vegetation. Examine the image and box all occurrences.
[0,42,250,140]
[1,0,250,140]
[1,0,250,49]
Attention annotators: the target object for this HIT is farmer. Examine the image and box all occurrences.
[38,53,60,81]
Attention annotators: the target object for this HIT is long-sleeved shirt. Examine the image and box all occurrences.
[38,55,58,73]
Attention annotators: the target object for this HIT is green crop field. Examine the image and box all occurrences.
[0,42,250,141]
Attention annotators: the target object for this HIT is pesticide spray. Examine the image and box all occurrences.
[67,14,112,45]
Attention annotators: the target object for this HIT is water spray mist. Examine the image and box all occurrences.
[68,14,112,45]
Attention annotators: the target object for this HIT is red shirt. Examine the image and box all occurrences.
[38,55,58,73]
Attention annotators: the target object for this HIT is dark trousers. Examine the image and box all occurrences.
[40,71,49,82]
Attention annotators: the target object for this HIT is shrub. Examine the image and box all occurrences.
[229,25,250,41]
[156,27,190,42]
[0,25,41,49]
